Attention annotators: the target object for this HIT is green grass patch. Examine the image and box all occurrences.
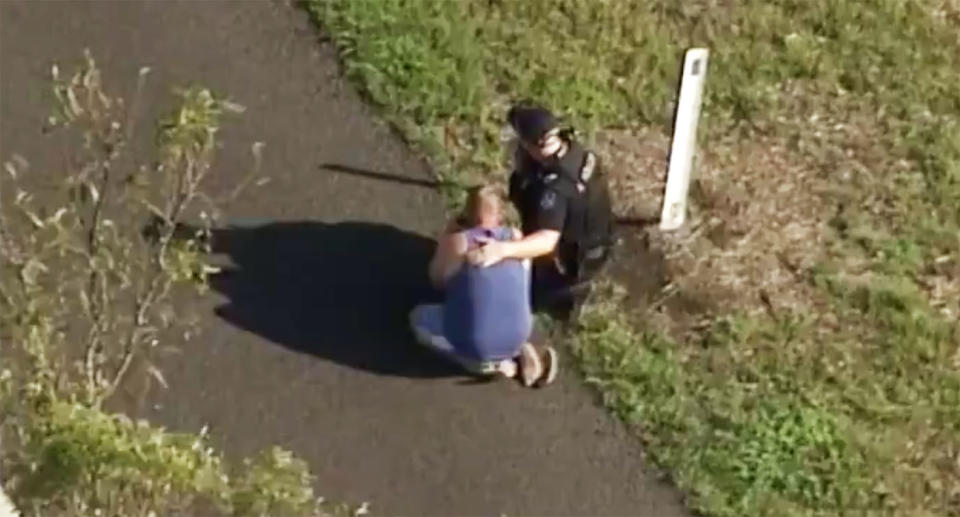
[304,0,960,515]
[575,281,960,516]
[307,0,960,210]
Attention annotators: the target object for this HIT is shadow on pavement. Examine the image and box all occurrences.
[187,219,462,378]
[321,163,449,189]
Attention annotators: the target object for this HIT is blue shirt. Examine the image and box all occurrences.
[442,226,532,360]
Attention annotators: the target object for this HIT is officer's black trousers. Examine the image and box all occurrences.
[530,249,609,321]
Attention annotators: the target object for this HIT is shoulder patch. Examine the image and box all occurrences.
[580,152,596,182]
[540,190,557,209]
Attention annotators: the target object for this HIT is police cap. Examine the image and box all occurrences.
[507,103,559,145]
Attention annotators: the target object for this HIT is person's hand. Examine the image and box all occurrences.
[442,219,457,234]
[466,237,509,267]
[439,215,464,239]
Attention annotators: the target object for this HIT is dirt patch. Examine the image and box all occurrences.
[596,127,671,222]
[920,258,960,320]
[596,126,834,334]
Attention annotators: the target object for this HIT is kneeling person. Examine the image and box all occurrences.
[466,103,615,322]
[410,185,557,387]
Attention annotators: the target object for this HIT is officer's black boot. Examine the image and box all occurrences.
[531,283,566,321]
[532,282,589,326]
[567,281,593,326]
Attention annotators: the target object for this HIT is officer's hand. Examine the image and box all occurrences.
[465,237,507,267]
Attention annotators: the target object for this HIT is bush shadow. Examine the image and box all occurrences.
[190,219,462,378]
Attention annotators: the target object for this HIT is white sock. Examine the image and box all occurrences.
[497,359,518,378]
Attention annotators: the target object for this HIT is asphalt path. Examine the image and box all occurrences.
[0,1,688,515]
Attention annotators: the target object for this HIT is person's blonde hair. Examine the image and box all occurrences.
[463,184,503,226]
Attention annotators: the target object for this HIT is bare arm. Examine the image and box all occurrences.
[498,229,560,260]
[465,228,560,267]
[472,185,566,265]
[428,231,467,288]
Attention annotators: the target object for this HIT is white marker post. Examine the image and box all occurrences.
[0,486,18,517]
[660,48,709,231]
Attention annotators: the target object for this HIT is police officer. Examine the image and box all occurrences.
[467,103,614,321]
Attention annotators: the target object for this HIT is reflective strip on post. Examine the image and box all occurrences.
[660,48,709,231]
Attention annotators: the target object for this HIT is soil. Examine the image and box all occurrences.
[595,123,833,337]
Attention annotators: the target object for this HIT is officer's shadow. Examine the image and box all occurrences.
[172,219,464,378]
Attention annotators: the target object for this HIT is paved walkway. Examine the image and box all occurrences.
[0,1,687,515]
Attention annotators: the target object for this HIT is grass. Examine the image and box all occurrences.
[575,279,960,516]
[304,1,960,515]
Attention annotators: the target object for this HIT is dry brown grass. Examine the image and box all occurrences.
[596,127,833,322]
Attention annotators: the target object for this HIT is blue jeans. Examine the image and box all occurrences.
[409,304,510,375]
[410,259,531,374]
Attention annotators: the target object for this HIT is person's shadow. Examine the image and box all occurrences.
[176,219,463,378]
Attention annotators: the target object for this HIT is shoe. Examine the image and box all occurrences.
[496,359,518,379]
[536,346,559,387]
[518,342,543,387]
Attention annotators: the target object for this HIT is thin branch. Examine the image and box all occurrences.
[81,115,123,401]
[102,152,202,402]
[212,142,264,207]
[101,265,162,402]
[0,164,20,265]
[101,89,229,404]
[82,160,112,399]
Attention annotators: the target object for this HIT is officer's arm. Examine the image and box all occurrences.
[498,229,561,260]
[497,186,567,259]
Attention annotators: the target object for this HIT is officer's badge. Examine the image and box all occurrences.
[540,191,556,209]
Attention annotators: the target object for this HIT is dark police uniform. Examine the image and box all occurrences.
[508,134,614,316]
